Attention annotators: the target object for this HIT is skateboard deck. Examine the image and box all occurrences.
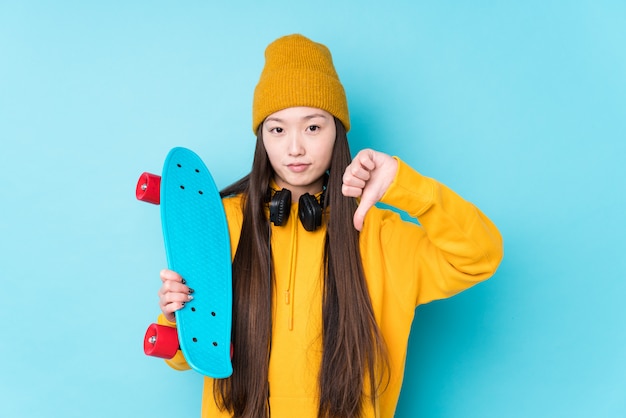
[140,147,233,379]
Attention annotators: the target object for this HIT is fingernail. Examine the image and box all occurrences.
[187,294,194,301]
[188,288,195,294]
[181,278,187,284]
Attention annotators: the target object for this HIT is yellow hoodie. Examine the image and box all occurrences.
[157,158,503,417]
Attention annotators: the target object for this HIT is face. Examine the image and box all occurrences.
[262,107,336,200]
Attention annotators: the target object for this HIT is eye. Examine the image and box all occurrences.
[307,125,320,132]
[269,127,284,134]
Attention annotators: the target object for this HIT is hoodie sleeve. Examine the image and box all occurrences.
[363,158,504,307]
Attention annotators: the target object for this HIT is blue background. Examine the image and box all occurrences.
[1,1,625,417]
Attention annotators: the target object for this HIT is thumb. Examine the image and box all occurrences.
[353,194,377,231]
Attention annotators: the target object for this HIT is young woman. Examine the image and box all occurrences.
[155,34,503,418]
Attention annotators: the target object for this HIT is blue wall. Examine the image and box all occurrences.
[1,1,625,417]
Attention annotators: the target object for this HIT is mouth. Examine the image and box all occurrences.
[287,163,309,173]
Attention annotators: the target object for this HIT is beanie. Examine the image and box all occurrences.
[252,34,350,133]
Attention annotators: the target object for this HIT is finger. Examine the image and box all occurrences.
[342,170,367,189]
[356,149,376,170]
[159,291,194,316]
[344,155,374,183]
[161,289,194,305]
[159,269,192,296]
[353,195,377,231]
[348,164,371,183]
[162,300,184,323]
[341,183,363,198]
[342,165,364,188]
[161,300,187,315]
[160,269,184,283]
[159,278,192,296]
[342,159,371,197]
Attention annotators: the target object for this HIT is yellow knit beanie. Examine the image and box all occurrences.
[252,34,350,133]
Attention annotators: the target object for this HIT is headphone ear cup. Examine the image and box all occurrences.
[269,188,291,226]
[298,193,322,232]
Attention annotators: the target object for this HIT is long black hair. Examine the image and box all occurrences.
[216,118,389,417]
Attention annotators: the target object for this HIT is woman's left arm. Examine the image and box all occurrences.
[344,149,504,303]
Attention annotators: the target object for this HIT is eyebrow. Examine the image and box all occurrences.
[265,113,330,123]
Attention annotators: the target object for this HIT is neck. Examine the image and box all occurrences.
[271,178,326,203]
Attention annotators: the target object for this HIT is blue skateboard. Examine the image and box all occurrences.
[137,147,233,379]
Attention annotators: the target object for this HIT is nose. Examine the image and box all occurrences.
[287,132,305,156]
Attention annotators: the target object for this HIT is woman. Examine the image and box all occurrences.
[156,34,503,418]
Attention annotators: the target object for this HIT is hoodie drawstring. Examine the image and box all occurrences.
[283,206,298,330]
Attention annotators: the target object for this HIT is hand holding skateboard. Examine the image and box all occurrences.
[158,269,193,324]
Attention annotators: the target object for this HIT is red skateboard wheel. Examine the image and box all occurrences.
[143,323,180,359]
[136,172,161,205]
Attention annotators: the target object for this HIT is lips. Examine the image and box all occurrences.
[287,163,309,173]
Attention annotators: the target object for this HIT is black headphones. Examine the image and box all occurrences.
[268,188,325,232]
